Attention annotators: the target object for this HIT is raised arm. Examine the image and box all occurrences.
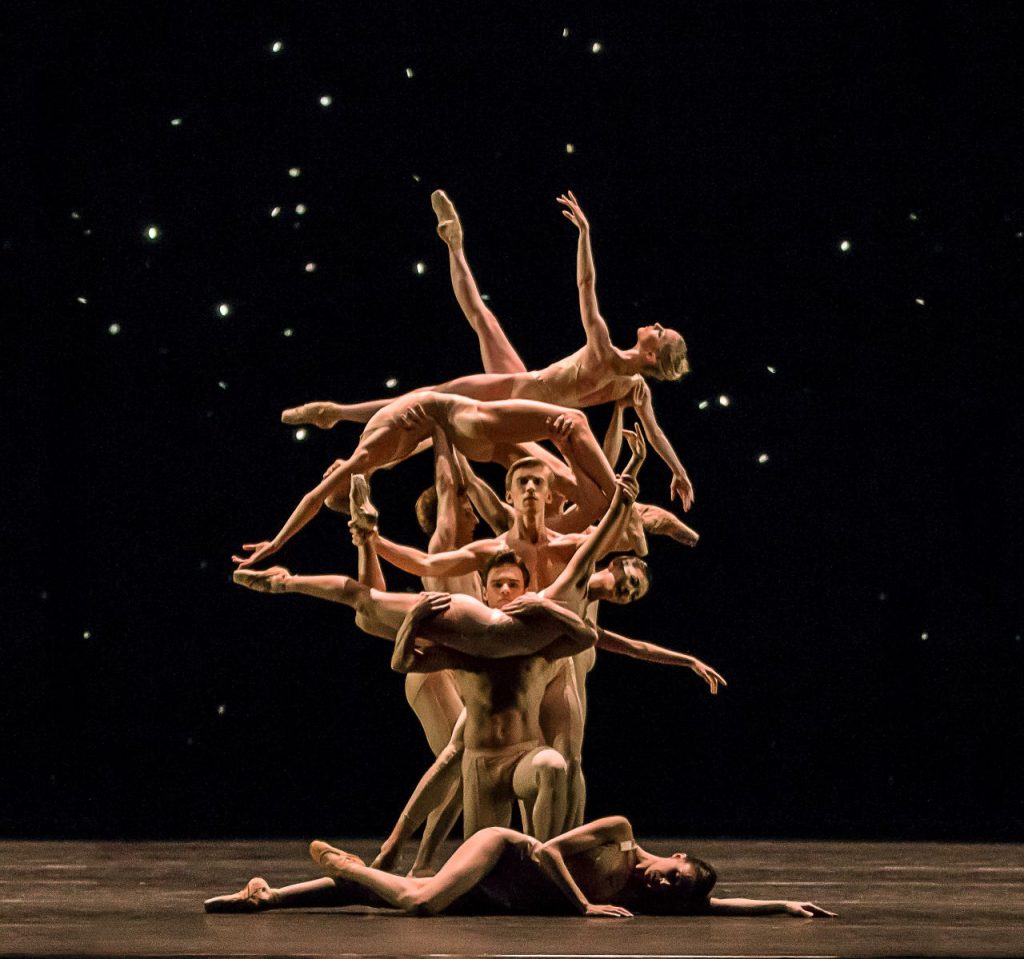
[594,627,726,694]
[549,424,647,600]
[629,377,694,510]
[534,815,636,917]
[557,192,614,362]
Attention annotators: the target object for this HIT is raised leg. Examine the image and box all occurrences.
[512,747,568,841]
[314,827,526,915]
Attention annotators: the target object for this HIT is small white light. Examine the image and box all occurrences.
[83,229,92,236]
[199,560,208,570]
[145,225,160,241]
[218,381,228,390]
[481,293,491,302]
[77,296,88,304]
[1016,231,1024,239]
[591,41,603,53]
[921,632,928,641]
[270,206,281,217]
[40,590,49,600]
[217,303,231,317]
[170,117,183,126]
[271,40,284,54]
[294,428,308,441]
[282,328,294,337]
[412,174,421,182]
[562,27,570,37]
[757,453,769,464]
[718,394,730,407]
[319,94,333,107]
[908,212,918,221]
[217,704,226,716]
[304,262,316,272]
[385,377,399,389]
[698,400,709,410]
[108,323,121,335]
[839,239,851,252]
[878,592,887,601]
[767,365,776,374]
[565,143,575,154]
[414,261,426,275]
[288,166,301,178]
[83,630,92,639]
[914,297,926,306]
[295,203,307,214]
[71,211,81,220]
[405,67,414,78]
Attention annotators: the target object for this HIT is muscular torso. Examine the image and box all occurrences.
[499,530,581,591]
[510,349,636,410]
[455,656,561,750]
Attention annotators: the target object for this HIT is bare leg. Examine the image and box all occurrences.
[513,747,568,841]
[409,782,462,876]
[431,190,527,376]
[204,874,386,912]
[313,827,528,915]
[635,502,700,547]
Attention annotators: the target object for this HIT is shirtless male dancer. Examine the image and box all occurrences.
[205,816,836,919]
[284,190,696,510]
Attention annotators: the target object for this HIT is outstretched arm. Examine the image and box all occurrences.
[534,815,636,917]
[557,192,614,363]
[549,424,647,599]
[707,898,837,918]
[374,533,492,579]
[629,378,694,511]
[594,628,726,694]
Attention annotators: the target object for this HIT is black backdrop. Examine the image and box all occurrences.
[4,2,1022,839]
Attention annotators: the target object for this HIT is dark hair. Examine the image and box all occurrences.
[504,457,551,494]
[636,857,717,915]
[482,549,530,589]
[610,554,652,590]
[414,486,438,534]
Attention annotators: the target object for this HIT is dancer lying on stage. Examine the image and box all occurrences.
[283,190,696,510]
[234,391,619,570]
[204,815,836,918]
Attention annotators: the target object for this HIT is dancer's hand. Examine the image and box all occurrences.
[615,474,640,507]
[546,412,576,441]
[396,403,428,430]
[688,657,727,695]
[501,594,549,618]
[348,522,378,547]
[412,591,452,620]
[584,903,633,918]
[233,541,277,568]
[670,470,694,511]
[620,377,650,411]
[557,190,589,232]
[784,901,837,918]
[623,422,647,468]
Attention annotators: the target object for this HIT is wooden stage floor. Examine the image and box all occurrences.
[3,838,1023,958]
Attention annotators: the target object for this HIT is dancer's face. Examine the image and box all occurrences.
[588,557,649,605]
[484,565,527,609]
[636,323,682,364]
[638,853,697,892]
[506,466,553,515]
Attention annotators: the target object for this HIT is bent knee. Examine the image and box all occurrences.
[532,749,568,777]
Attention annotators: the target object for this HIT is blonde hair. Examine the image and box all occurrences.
[647,331,689,381]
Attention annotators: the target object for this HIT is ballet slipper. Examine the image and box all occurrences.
[310,840,366,877]
[204,876,276,913]
[349,474,379,532]
[430,190,463,249]
[635,502,699,547]
[232,567,291,593]
[281,402,341,430]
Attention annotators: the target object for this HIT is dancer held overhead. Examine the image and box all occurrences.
[284,190,696,510]
[204,815,836,919]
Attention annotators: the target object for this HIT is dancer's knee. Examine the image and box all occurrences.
[532,749,568,787]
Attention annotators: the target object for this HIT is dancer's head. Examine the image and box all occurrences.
[482,549,529,609]
[587,555,651,605]
[505,458,554,514]
[415,485,479,538]
[634,852,717,914]
[636,323,689,381]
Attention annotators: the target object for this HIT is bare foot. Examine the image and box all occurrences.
[636,503,699,547]
[204,877,277,913]
[281,402,344,430]
[349,474,379,533]
[232,566,291,593]
[431,190,463,250]
[310,840,366,878]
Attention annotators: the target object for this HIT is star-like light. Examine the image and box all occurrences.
[108,323,121,335]
[385,377,399,389]
[319,94,333,107]
[914,297,926,306]
[83,630,92,639]
[144,225,160,241]
[304,262,316,272]
[908,212,919,221]
[591,41,603,53]
[767,365,776,374]
[562,27,570,37]
[71,211,81,220]
[718,395,730,407]
[282,328,294,337]
[757,453,769,463]
[288,167,301,178]
[270,40,284,54]
[295,203,307,214]
[405,67,415,78]
[217,303,231,317]
[920,632,929,641]
[698,400,709,410]
[217,704,226,716]
[414,261,426,275]
[839,239,851,252]
[170,117,183,127]
[77,296,88,304]
[294,428,308,441]
[218,381,228,390]
[270,206,281,217]
[566,143,575,154]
